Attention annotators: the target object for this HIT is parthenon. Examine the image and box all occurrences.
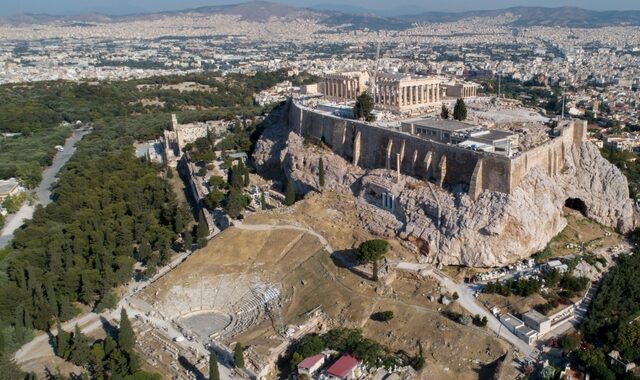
[320,71,369,100]
[320,70,443,113]
[374,73,442,112]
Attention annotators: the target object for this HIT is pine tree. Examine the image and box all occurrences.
[118,309,135,353]
[453,98,468,121]
[233,342,245,368]
[318,157,325,188]
[440,104,450,119]
[209,352,220,380]
[285,180,295,206]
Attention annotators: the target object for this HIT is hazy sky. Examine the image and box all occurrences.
[1,0,639,16]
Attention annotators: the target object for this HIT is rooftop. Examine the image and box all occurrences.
[523,310,551,324]
[327,355,359,378]
[501,313,525,331]
[298,354,324,369]
[406,118,479,132]
[0,178,19,195]
[516,325,538,338]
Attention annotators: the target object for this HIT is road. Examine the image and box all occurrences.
[392,261,535,357]
[0,128,90,248]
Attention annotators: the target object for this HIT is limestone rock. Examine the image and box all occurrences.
[253,115,638,267]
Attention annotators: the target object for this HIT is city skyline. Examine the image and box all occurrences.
[1,0,640,17]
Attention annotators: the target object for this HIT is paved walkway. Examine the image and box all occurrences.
[392,261,535,357]
[0,128,90,248]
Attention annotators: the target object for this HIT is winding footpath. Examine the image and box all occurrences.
[233,221,535,357]
[14,218,534,377]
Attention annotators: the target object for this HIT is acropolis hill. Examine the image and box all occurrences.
[254,99,637,267]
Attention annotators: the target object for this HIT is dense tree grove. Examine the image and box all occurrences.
[53,309,159,379]
[0,69,309,181]
[0,69,316,376]
[601,147,640,200]
[288,328,420,373]
[582,246,640,364]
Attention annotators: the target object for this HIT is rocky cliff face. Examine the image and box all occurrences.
[253,109,637,267]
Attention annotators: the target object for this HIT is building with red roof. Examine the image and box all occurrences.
[326,355,360,380]
[298,354,326,376]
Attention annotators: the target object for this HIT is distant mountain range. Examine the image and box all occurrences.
[3,1,640,28]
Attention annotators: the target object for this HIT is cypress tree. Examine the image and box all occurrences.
[440,104,450,119]
[118,309,135,353]
[233,342,245,368]
[69,325,91,366]
[260,191,267,210]
[453,98,467,121]
[183,231,193,251]
[318,157,325,188]
[209,351,220,380]
[285,180,295,206]
[174,210,184,234]
[197,210,209,248]
[373,260,379,282]
[243,166,250,187]
[55,320,70,359]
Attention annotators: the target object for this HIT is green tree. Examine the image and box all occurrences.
[357,239,389,281]
[196,210,209,248]
[69,325,91,366]
[370,311,394,322]
[353,93,374,121]
[440,104,449,119]
[285,180,295,206]
[318,157,325,188]
[55,320,71,359]
[225,188,249,218]
[453,98,467,121]
[138,239,152,262]
[260,191,267,210]
[243,166,250,187]
[183,231,193,251]
[209,352,220,380]
[118,309,135,353]
[233,342,245,368]
[16,161,42,189]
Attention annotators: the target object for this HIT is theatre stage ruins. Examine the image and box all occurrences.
[253,100,638,267]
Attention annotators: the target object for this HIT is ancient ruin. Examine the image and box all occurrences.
[253,99,637,267]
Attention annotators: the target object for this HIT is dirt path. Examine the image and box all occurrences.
[235,220,535,358]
